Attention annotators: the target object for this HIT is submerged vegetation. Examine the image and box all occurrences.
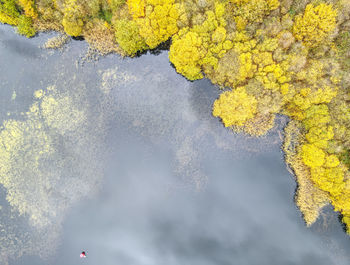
[1,0,350,234]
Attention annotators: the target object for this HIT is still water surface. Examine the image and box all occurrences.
[1,25,350,265]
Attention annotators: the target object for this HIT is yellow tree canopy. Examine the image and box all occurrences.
[293,3,337,48]
[212,86,257,127]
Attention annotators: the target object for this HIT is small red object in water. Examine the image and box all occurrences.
[80,251,87,258]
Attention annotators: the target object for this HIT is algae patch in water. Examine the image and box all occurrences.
[0,85,88,227]
[0,77,113,264]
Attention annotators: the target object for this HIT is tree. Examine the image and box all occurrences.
[0,0,20,25]
[169,28,204,80]
[114,19,147,56]
[17,15,36,37]
[300,144,325,168]
[292,3,337,48]
[212,86,257,127]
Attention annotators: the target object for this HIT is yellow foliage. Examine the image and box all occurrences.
[295,159,330,225]
[255,37,279,52]
[211,27,226,43]
[62,15,84,36]
[305,126,333,149]
[169,5,229,80]
[237,52,256,82]
[290,86,336,111]
[256,62,290,91]
[234,16,247,31]
[0,0,20,26]
[310,166,345,196]
[252,51,274,67]
[169,28,204,80]
[212,86,257,127]
[303,104,330,130]
[283,121,330,226]
[17,15,36,37]
[127,0,180,49]
[215,1,225,18]
[292,3,337,48]
[284,84,337,122]
[0,12,18,25]
[300,144,325,168]
[114,19,147,56]
[332,185,350,216]
[229,0,280,25]
[324,154,340,168]
[2,0,350,237]
[295,59,326,84]
[61,0,89,37]
[18,0,37,19]
[127,0,145,19]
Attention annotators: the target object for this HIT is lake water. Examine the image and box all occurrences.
[1,24,350,265]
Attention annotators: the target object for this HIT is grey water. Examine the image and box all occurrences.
[1,24,350,265]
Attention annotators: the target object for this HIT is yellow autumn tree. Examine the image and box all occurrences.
[169,28,204,80]
[169,2,230,81]
[305,126,334,149]
[228,0,280,30]
[292,3,337,48]
[127,0,180,49]
[310,166,345,197]
[324,154,340,168]
[127,0,145,19]
[62,0,84,36]
[17,15,36,37]
[114,19,147,56]
[0,0,20,25]
[300,144,325,168]
[302,104,331,130]
[18,0,37,19]
[212,86,257,127]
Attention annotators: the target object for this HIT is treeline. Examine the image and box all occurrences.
[1,0,350,234]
